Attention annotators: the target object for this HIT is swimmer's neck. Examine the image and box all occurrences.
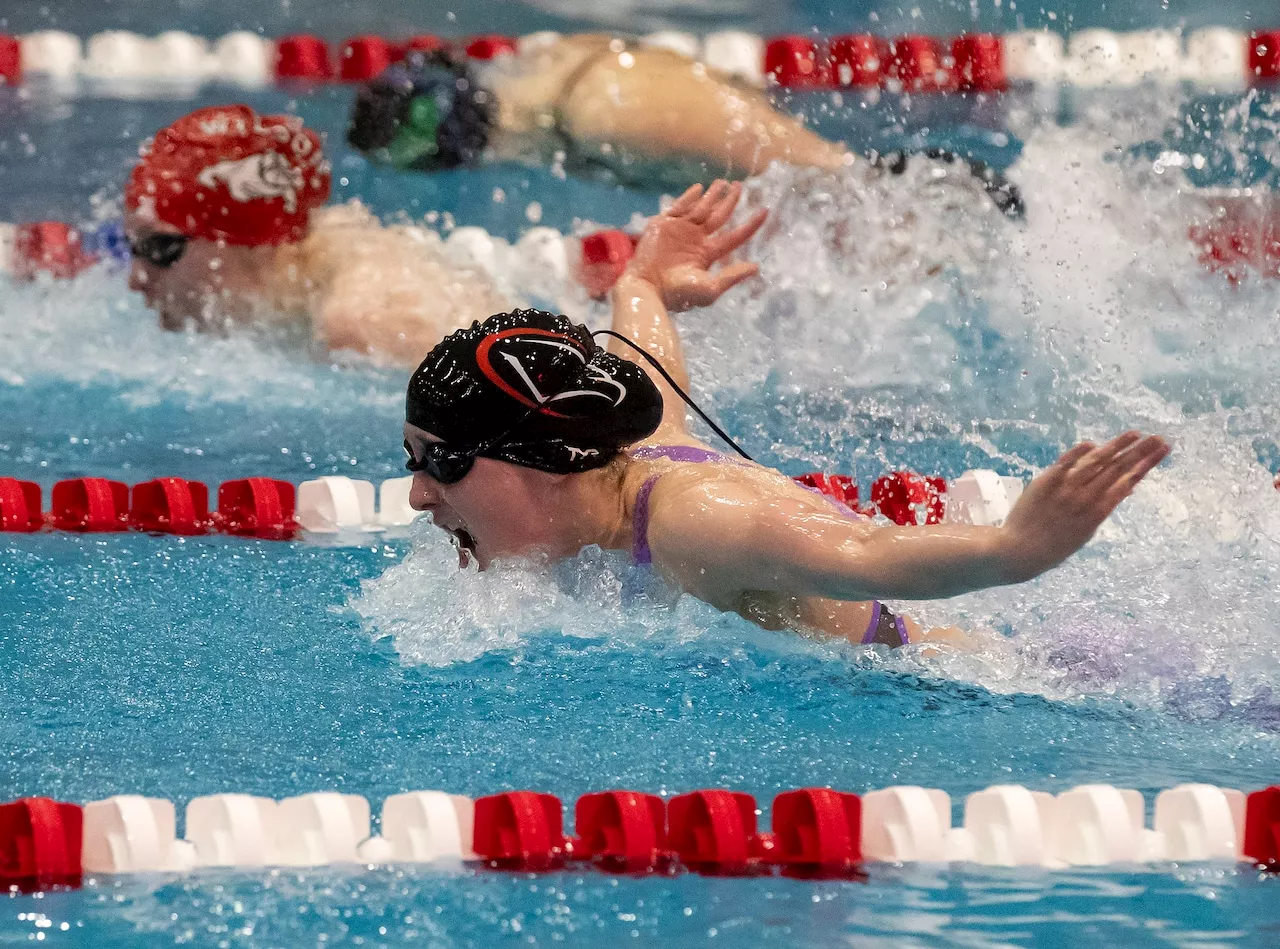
[522,455,639,560]
[259,236,329,319]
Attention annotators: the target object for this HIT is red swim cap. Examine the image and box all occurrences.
[125,105,332,246]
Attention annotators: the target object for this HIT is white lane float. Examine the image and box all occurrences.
[943,470,1025,526]
[19,30,82,79]
[958,784,1058,867]
[82,796,197,873]
[1051,784,1162,865]
[860,786,956,862]
[1003,30,1066,83]
[1153,784,1245,861]
[296,476,381,533]
[377,476,421,528]
[213,31,273,86]
[358,791,476,864]
[702,31,766,84]
[1067,29,1126,87]
[185,794,280,867]
[1184,28,1247,87]
[276,793,371,866]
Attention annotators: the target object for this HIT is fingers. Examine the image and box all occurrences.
[667,184,704,217]
[712,261,760,295]
[1040,441,1095,485]
[702,181,744,233]
[709,208,769,260]
[687,180,731,226]
[1099,438,1171,510]
[1073,431,1142,485]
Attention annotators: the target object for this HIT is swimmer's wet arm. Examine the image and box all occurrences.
[669,494,1013,601]
[609,181,765,437]
[653,432,1171,602]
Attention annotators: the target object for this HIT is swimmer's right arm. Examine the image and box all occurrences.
[653,432,1171,602]
[609,181,765,438]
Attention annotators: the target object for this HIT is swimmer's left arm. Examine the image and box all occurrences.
[610,180,765,441]
[653,433,1171,603]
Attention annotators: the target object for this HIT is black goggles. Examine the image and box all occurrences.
[404,438,483,485]
[128,232,190,269]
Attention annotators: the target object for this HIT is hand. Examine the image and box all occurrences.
[625,180,768,312]
[999,431,1171,582]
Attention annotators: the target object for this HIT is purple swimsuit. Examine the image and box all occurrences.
[628,445,910,648]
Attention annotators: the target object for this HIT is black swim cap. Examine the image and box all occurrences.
[348,50,494,171]
[406,309,664,474]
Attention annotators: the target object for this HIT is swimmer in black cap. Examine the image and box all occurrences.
[403,180,1167,649]
[350,40,1023,218]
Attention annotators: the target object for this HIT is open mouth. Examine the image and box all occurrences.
[448,526,477,567]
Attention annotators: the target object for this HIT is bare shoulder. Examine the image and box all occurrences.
[643,466,782,560]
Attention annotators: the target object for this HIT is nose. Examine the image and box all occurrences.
[127,260,149,293]
[409,471,442,512]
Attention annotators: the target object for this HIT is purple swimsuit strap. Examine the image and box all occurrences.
[861,601,884,645]
[632,475,661,565]
[861,600,910,647]
[630,445,731,464]
[630,444,741,565]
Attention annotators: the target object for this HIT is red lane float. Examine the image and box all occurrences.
[1244,785,1280,867]
[871,471,948,526]
[473,791,567,870]
[50,477,129,532]
[0,478,42,532]
[0,798,83,891]
[667,789,773,874]
[764,36,828,88]
[577,229,638,300]
[465,35,518,60]
[339,35,395,82]
[572,790,670,873]
[131,477,212,535]
[793,472,868,514]
[890,35,953,92]
[1189,213,1280,284]
[12,221,95,281]
[274,34,332,82]
[828,34,889,88]
[215,477,297,540]
[771,788,863,878]
[0,33,20,86]
[1249,31,1280,81]
[953,33,1007,91]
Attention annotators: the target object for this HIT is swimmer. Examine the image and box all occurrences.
[401,179,1169,649]
[348,40,1023,217]
[124,104,510,365]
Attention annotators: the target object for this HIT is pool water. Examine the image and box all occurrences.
[3,1,1280,946]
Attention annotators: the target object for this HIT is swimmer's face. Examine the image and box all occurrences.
[125,212,268,331]
[403,423,559,570]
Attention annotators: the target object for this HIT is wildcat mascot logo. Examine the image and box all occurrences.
[196,152,304,213]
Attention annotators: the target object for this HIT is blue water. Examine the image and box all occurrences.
[4,0,1280,946]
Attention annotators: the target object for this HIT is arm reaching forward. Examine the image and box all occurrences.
[608,180,766,442]
[650,432,1172,603]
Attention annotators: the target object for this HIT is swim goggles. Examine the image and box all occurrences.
[128,232,190,269]
[403,398,545,485]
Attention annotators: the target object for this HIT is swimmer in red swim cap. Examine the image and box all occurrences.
[125,105,510,364]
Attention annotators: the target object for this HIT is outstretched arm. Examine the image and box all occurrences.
[653,432,1172,602]
[608,180,766,441]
